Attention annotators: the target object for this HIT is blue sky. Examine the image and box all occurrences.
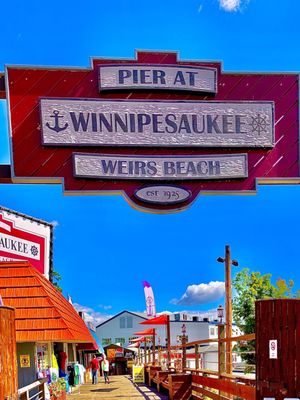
[0,0,300,324]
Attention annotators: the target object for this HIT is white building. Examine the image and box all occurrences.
[95,310,232,348]
[96,310,243,372]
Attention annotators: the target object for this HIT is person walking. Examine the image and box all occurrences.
[90,354,99,384]
[101,356,110,384]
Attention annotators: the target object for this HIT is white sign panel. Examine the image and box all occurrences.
[135,186,191,204]
[269,339,278,359]
[99,64,217,93]
[0,207,52,279]
[73,154,248,180]
[41,99,274,148]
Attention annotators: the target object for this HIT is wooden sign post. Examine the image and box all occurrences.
[0,306,18,400]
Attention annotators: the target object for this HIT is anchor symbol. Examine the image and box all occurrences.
[46,110,68,133]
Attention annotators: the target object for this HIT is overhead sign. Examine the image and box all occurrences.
[99,64,217,92]
[41,99,274,147]
[73,153,248,180]
[5,50,300,212]
[0,207,53,279]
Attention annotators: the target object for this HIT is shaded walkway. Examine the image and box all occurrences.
[67,375,169,399]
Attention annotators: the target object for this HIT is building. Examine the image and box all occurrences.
[96,311,148,348]
[0,261,96,388]
[95,310,236,348]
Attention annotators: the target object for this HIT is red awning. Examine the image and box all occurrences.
[134,328,156,336]
[140,315,168,325]
[130,336,148,342]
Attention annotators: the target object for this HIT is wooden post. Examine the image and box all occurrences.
[225,245,233,375]
[144,338,147,364]
[218,324,226,396]
[195,344,199,370]
[0,306,18,400]
[218,324,226,374]
[166,315,171,369]
[182,335,187,372]
[152,330,156,365]
[256,299,300,400]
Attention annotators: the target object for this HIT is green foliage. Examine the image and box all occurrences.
[233,269,300,334]
[51,270,63,292]
[232,268,300,369]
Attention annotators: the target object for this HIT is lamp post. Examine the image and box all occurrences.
[217,244,238,375]
[217,305,224,324]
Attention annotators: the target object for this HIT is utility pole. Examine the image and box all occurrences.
[225,245,232,375]
[217,244,238,375]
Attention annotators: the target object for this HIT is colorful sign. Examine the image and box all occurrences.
[107,348,116,359]
[5,51,300,212]
[20,355,30,368]
[0,207,53,278]
[132,365,145,383]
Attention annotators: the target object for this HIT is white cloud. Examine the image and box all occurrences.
[170,281,225,306]
[51,220,59,228]
[98,304,112,310]
[219,0,249,12]
[73,303,112,326]
[198,4,203,12]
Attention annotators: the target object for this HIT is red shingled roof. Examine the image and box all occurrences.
[0,261,96,343]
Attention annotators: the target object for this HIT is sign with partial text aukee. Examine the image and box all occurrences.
[5,50,300,212]
[0,207,52,278]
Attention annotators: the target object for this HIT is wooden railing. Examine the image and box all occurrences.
[18,379,47,400]
[136,329,256,400]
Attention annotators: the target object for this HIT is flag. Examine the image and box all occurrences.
[143,281,156,317]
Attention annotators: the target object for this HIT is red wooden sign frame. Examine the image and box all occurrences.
[4,51,300,212]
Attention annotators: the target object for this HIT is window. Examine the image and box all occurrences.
[174,313,180,321]
[127,316,133,328]
[210,327,215,336]
[115,338,125,346]
[120,317,125,328]
[120,316,133,328]
[102,338,112,346]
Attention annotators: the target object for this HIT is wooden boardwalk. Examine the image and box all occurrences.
[67,375,169,399]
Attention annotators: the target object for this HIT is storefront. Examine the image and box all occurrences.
[0,261,96,388]
[104,344,135,375]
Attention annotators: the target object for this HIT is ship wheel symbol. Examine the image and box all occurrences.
[250,114,269,135]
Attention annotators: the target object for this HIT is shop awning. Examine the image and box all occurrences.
[134,328,156,335]
[0,261,96,344]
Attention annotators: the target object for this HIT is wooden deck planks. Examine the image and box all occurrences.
[67,375,169,400]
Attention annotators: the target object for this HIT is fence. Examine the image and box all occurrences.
[18,380,46,400]
[136,325,256,400]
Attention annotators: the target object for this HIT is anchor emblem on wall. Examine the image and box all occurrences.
[46,110,68,132]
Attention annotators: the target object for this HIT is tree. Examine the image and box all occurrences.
[51,270,63,292]
[232,268,300,371]
[233,269,300,333]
